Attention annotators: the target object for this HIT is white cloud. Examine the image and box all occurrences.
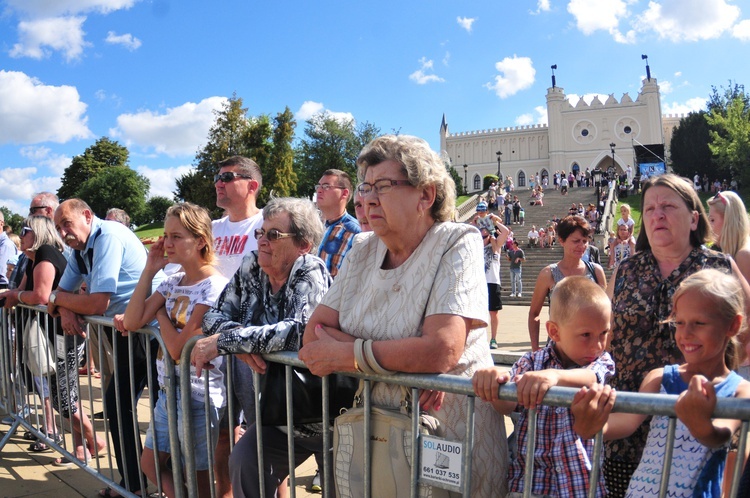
[105,31,141,50]
[409,57,446,85]
[457,16,476,32]
[5,0,140,60]
[674,71,682,77]
[733,19,750,41]
[567,0,636,43]
[0,167,62,214]
[634,0,740,42]
[659,80,673,94]
[5,0,139,18]
[10,16,90,61]
[135,164,194,200]
[19,146,71,175]
[662,97,707,115]
[485,55,535,99]
[0,70,92,144]
[531,0,551,15]
[515,106,548,126]
[110,96,227,157]
[443,51,451,66]
[295,101,355,125]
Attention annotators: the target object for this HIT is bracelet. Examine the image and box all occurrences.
[17,291,25,305]
[354,339,377,375]
[363,339,396,375]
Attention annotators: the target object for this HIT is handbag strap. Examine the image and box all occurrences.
[352,379,412,415]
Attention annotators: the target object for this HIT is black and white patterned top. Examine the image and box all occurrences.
[203,251,332,355]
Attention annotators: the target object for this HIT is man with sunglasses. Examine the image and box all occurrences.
[315,169,360,279]
[211,156,266,498]
[212,156,264,279]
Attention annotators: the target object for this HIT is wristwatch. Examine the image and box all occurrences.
[49,291,57,305]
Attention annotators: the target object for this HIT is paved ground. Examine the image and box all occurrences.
[0,304,546,498]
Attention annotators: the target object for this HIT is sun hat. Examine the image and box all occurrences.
[476,202,488,212]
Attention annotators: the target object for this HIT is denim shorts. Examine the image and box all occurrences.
[145,388,223,470]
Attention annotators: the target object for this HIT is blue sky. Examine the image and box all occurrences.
[0,0,748,214]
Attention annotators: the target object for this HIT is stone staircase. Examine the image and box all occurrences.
[489,186,603,306]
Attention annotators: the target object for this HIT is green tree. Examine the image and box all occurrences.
[0,207,24,234]
[707,95,750,186]
[146,196,175,223]
[77,166,151,225]
[175,95,253,216]
[58,137,130,200]
[265,107,297,200]
[708,81,749,115]
[295,114,380,197]
[669,111,717,179]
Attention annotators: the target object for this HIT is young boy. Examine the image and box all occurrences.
[472,276,614,497]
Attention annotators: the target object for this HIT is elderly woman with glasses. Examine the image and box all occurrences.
[299,135,508,497]
[190,197,331,498]
[602,174,750,497]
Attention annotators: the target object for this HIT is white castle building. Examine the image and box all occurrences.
[440,76,684,193]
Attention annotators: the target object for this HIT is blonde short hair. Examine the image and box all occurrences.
[550,276,610,326]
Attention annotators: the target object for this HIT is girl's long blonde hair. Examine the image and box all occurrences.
[670,269,746,369]
[707,190,750,259]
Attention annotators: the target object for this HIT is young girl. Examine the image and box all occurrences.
[617,204,635,235]
[571,269,750,497]
[119,203,228,498]
[608,223,636,269]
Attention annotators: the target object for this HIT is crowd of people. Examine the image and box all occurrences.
[1,133,750,498]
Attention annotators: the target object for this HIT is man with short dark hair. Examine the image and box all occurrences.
[315,169,360,278]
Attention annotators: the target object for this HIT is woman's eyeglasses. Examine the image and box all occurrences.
[356,179,412,196]
[254,228,296,241]
[20,227,33,237]
[214,172,253,184]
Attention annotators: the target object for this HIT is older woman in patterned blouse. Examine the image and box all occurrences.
[299,134,508,498]
[190,197,330,498]
[604,174,750,497]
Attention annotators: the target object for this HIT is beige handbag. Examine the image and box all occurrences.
[332,383,450,498]
[23,314,56,377]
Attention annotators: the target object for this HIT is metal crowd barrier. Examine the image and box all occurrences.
[3,306,750,498]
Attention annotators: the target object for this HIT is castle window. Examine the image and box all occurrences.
[518,171,526,187]
[624,126,632,134]
[581,129,589,137]
[473,174,481,191]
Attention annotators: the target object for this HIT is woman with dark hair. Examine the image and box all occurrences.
[603,174,750,497]
[527,215,606,351]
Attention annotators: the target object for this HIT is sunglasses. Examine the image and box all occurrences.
[29,205,49,214]
[713,192,728,205]
[214,172,253,184]
[20,227,33,237]
[254,228,296,241]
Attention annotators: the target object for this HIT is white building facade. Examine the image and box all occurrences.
[441,77,683,193]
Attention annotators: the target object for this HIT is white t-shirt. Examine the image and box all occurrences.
[156,272,229,406]
[528,230,539,240]
[212,212,264,278]
[617,217,635,231]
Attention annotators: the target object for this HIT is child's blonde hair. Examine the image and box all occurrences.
[620,204,631,216]
[670,269,746,369]
[550,276,610,326]
[165,202,215,265]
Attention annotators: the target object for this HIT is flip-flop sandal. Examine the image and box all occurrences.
[23,430,39,441]
[52,453,90,467]
[28,440,51,452]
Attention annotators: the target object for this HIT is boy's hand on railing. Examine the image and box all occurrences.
[472,366,510,402]
[515,370,561,409]
[570,384,614,439]
[419,389,444,412]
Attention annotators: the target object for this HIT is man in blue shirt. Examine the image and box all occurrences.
[49,198,162,496]
[0,212,18,289]
[316,169,360,278]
